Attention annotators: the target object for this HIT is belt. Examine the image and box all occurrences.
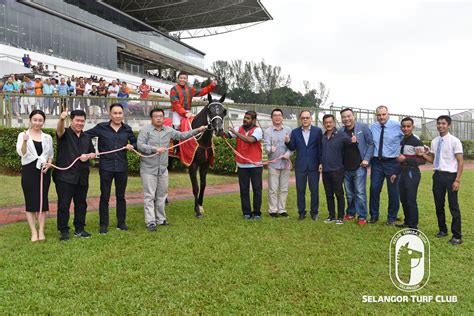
[377,157,396,161]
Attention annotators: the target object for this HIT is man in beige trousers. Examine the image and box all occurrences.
[264,108,292,218]
[137,108,206,231]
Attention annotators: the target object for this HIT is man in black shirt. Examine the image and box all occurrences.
[321,114,355,224]
[391,117,426,229]
[54,110,96,241]
[85,103,137,234]
[340,108,374,225]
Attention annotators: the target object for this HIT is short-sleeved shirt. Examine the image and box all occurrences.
[139,84,151,99]
[430,133,463,173]
[57,83,69,96]
[108,85,119,97]
[42,84,54,95]
[53,127,95,186]
[75,82,85,96]
[97,85,106,96]
[34,82,43,94]
[23,81,35,95]
[2,83,16,93]
[230,126,263,168]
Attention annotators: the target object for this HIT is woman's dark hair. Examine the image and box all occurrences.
[29,109,45,121]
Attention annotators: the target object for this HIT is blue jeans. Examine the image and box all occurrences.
[344,167,368,219]
[369,158,400,221]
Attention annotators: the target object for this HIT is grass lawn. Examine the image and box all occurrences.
[0,168,242,207]
[0,170,473,313]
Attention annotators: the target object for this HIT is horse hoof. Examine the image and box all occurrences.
[195,213,204,219]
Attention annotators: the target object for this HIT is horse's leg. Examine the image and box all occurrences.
[197,161,210,213]
[188,162,202,218]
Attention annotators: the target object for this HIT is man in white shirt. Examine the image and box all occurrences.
[107,80,119,97]
[418,115,464,245]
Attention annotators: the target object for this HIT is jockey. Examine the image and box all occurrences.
[170,71,218,130]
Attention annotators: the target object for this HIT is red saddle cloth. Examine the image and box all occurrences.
[168,117,214,167]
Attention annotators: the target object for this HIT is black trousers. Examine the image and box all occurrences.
[99,169,128,228]
[432,171,462,239]
[399,168,421,229]
[237,167,263,216]
[322,170,345,219]
[55,180,89,233]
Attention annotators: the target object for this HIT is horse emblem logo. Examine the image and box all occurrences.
[390,229,430,292]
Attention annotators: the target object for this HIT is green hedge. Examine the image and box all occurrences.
[0,127,239,174]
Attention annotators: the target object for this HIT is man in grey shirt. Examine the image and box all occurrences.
[264,108,292,218]
[137,108,206,231]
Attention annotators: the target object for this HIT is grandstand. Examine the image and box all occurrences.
[0,0,272,90]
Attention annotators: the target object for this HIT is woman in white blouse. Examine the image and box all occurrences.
[16,110,53,242]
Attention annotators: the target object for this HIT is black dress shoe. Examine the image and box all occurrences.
[298,214,306,220]
[60,230,70,241]
[435,231,448,238]
[269,213,278,218]
[448,237,463,245]
[99,226,108,235]
[279,212,289,218]
[116,224,129,231]
[368,218,378,224]
[395,223,409,228]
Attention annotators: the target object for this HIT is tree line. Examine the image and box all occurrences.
[196,60,330,107]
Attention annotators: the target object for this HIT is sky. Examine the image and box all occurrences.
[183,0,473,116]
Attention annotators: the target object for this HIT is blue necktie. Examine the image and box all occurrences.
[378,125,385,158]
[434,138,443,169]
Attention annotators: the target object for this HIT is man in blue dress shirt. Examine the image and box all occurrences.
[369,105,404,225]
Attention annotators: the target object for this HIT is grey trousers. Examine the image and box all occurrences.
[141,170,168,225]
[268,167,290,214]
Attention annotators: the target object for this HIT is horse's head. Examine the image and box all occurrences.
[207,93,227,135]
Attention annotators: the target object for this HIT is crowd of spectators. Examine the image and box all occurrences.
[0,53,195,121]
[1,72,168,121]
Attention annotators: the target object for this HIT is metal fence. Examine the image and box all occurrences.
[1,94,473,140]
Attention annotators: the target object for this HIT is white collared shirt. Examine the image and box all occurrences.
[16,131,54,169]
[430,132,463,173]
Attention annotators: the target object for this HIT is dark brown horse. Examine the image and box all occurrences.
[188,93,226,218]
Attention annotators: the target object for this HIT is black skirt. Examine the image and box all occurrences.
[21,141,51,212]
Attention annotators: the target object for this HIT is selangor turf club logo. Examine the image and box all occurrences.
[390,229,430,292]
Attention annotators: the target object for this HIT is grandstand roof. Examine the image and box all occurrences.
[101,0,272,32]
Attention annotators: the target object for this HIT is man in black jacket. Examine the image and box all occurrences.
[85,103,136,234]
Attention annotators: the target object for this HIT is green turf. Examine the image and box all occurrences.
[0,170,473,313]
[0,169,239,207]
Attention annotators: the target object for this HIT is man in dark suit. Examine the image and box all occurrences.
[285,110,323,220]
